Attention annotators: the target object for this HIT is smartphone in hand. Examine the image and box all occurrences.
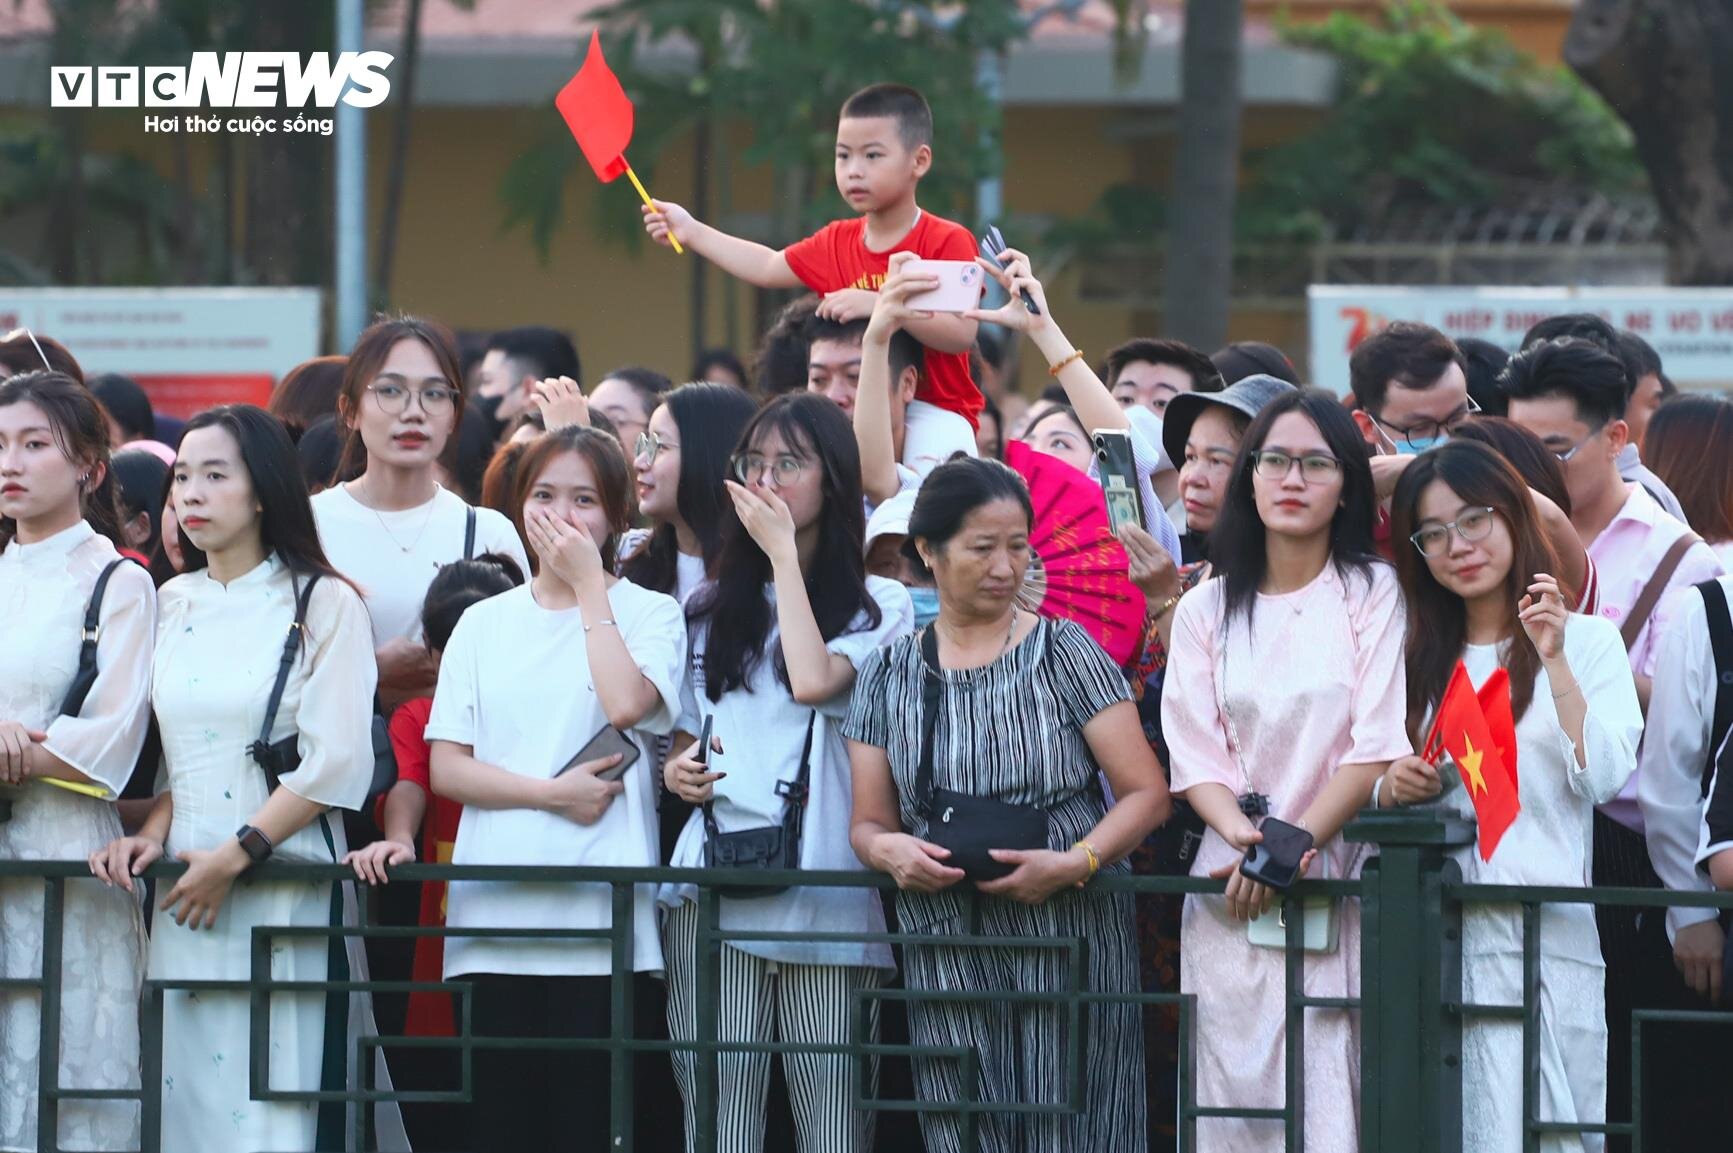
[1241,817,1314,890]
[1093,429,1146,536]
[559,725,641,783]
[903,260,987,313]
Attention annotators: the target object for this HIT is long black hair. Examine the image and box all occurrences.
[621,381,760,595]
[0,371,125,549]
[174,404,353,587]
[1210,388,1381,628]
[689,393,881,700]
[111,449,169,555]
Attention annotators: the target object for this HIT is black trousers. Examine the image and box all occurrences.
[1593,812,1733,1153]
[467,973,617,1153]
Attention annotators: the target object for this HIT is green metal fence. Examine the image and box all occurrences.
[4,809,1731,1153]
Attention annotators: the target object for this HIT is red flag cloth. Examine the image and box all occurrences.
[1425,661,1520,862]
[556,30,633,183]
[1476,667,1518,792]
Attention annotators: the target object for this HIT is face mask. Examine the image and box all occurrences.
[907,586,941,629]
[1396,434,1449,456]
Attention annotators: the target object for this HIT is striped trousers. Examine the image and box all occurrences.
[662,902,882,1153]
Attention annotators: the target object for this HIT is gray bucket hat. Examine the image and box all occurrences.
[1161,373,1298,468]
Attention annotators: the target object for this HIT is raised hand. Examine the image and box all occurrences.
[532,376,590,432]
[961,249,1053,333]
[642,199,696,249]
[1518,573,1568,662]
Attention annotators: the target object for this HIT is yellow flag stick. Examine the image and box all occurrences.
[40,777,110,800]
[625,163,684,255]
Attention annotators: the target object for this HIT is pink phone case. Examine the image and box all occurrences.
[903,259,986,313]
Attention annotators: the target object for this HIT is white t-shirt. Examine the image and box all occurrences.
[901,398,978,476]
[617,527,708,604]
[424,579,687,977]
[312,483,530,647]
[662,576,914,969]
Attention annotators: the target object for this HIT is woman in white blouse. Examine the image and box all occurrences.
[1,371,156,1153]
[311,315,528,707]
[1386,440,1642,1152]
[426,426,686,1153]
[91,405,385,1153]
[662,394,913,1153]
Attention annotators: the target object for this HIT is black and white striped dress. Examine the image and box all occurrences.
[843,617,1146,1153]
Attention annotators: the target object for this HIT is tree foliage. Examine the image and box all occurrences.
[499,0,1028,262]
[1048,0,1646,256]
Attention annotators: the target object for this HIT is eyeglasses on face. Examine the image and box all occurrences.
[730,452,807,488]
[1551,423,1608,464]
[1410,506,1497,558]
[1252,449,1342,484]
[635,432,677,464]
[1371,394,1483,450]
[366,382,458,415]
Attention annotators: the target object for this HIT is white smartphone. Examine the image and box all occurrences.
[903,259,987,313]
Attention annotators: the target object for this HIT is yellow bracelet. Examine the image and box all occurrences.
[1073,839,1101,887]
[1148,591,1184,620]
[1048,348,1085,376]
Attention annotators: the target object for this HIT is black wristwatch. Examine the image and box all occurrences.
[235,824,274,866]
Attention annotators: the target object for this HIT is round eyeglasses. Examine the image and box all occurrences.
[730,453,807,488]
[366,382,457,415]
[1410,506,1497,558]
[1252,449,1342,484]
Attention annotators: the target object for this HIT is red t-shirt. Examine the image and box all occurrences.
[783,213,984,427]
[378,697,463,1037]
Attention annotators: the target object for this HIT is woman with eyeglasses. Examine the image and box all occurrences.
[1161,389,1411,1152]
[1385,440,1640,1151]
[309,316,529,1147]
[660,394,913,1153]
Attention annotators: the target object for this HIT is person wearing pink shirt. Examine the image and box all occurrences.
[1505,335,1725,1153]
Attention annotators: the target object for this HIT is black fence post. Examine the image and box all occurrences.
[1348,808,1474,1153]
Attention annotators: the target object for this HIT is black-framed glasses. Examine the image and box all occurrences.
[730,453,807,488]
[1370,394,1483,450]
[1252,449,1342,484]
[635,432,677,464]
[1410,506,1497,558]
[366,382,458,415]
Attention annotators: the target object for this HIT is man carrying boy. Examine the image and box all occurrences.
[644,82,984,460]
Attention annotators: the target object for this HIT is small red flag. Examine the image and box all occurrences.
[556,31,633,184]
[1425,661,1520,861]
[1476,667,1518,791]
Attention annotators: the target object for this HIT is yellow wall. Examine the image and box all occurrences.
[1250,0,1576,62]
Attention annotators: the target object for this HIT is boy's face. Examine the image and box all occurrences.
[834,116,930,212]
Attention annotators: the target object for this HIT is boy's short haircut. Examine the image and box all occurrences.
[1105,337,1224,394]
[840,83,934,151]
[1498,336,1629,426]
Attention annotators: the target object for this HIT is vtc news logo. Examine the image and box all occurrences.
[51,52,394,109]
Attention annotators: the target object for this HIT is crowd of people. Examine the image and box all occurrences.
[2,80,1733,1153]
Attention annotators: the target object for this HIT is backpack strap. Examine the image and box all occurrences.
[254,575,320,755]
[463,506,477,561]
[1621,533,1701,651]
[58,558,128,718]
[917,626,944,816]
[1700,579,1733,798]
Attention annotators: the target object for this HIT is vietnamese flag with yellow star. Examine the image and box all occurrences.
[1423,661,1521,861]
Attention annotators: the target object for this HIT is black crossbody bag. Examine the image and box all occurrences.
[917,625,1048,881]
[57,558,130,718]
[248,575,322,790]
[701,711,817,897]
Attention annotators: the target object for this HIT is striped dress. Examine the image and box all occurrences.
[843,617,1145,1153]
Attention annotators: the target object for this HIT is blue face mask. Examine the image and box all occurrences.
[907,586,941,629]
[1395,433,1449,456]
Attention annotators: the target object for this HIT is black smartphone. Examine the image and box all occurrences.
[558,725,640,783]
[1241,817,1314,890]
[978,224,1041,315]
[692,715,715,766]
[1092,429,1146,537]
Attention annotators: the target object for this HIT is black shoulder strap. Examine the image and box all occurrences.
[1700,579,1733,798]
[463,506,477,561]
[701,710,819,837]
[256,575,320,751]
[917,626,943,815]
[58,558,128,718]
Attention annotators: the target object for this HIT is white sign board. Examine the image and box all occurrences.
[0,287,322,417]
[1308,286,1733,395]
